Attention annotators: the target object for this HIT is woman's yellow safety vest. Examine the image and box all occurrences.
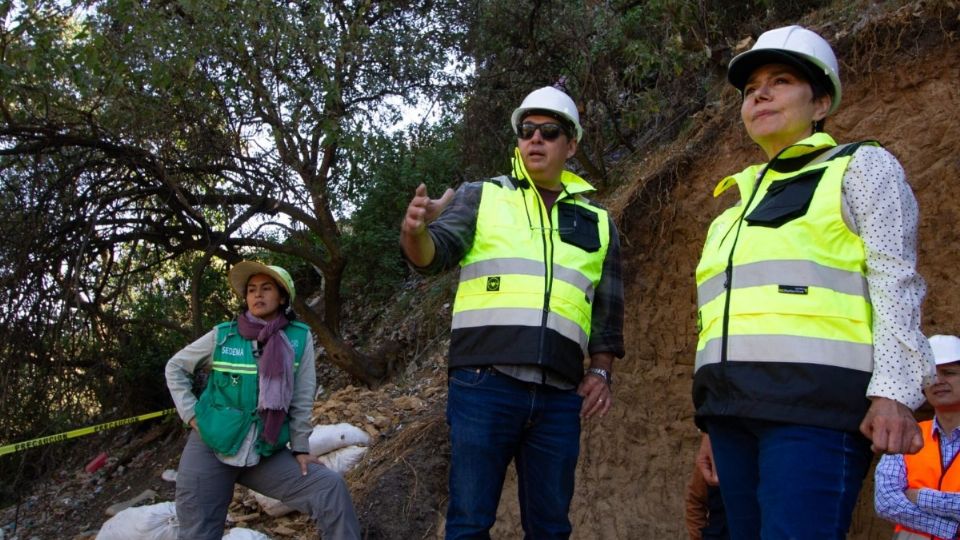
[693,133,876,432]
[449,172,610,384]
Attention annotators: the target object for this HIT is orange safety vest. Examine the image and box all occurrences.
[894,419,960,539]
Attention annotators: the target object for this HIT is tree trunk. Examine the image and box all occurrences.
[323,256,344,334]
[190,251,215,337]
[295,297,391,387]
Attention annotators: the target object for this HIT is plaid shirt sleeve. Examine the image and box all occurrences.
[407,181,482,276]
[875,453,960,538]
[918,488,960,522]
[588,215,625,359]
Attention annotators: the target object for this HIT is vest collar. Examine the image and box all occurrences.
[712,132,838,198]
[510,147,595,197]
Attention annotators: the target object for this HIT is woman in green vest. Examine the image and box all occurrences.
[691,25,934,539]
[165,261,360,539]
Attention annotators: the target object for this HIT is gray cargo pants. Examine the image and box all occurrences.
[175,430,361,539]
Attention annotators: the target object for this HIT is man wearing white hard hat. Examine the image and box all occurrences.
[691,24,934,539]
[876,335,960,540]
[400,84,624,538]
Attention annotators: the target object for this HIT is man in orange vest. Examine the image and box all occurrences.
[876,334,960,539]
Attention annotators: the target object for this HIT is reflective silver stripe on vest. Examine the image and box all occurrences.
[697,259,869,309]
[695,335,872,372]
[892,531,933,540]
[452,307,588,353]
[460,258,594,299]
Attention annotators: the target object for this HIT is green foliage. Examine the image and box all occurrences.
[0,0,472,427]
[342,118,464,303]
[459,0,832,187]
[106,255,234,412]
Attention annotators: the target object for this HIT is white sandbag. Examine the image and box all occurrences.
[222,527,272,540]
[96,501,178,540]
[308,423,370,456]
[318,445,368,474]
[251,445,367,517]
[252,491,296,518]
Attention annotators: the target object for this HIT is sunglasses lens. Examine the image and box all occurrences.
[539,124,561,140]
[519,123,537,140]
[518,122,565,141]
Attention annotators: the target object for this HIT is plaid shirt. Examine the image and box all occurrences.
[413,177,625,369]
[875,418,960,539]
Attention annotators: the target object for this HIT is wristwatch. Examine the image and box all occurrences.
[587,367,612,386]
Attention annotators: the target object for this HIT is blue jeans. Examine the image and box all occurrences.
[704,417,872,540]
[445,366,583,540]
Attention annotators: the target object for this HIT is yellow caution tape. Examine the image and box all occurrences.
[0,408,176,457]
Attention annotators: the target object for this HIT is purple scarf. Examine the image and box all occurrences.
[237,311,295,445]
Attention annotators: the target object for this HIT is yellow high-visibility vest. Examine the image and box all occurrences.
[450,172,610,383]
[694,133,876,431]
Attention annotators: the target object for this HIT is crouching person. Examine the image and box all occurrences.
[165,261,361,540]
[876,335,960,539]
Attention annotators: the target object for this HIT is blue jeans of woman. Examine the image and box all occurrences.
[445,366,583,540]
[704,416,873,540]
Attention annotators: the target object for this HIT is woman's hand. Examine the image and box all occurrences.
[859,396,923,454]
[295,452,321,476]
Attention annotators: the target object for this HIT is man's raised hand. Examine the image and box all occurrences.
[403,183,454,236]
[400,183,454,267]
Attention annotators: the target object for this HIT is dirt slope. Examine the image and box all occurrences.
[485,4,960,539]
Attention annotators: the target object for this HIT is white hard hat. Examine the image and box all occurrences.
[929,335,960,365]
[511,86,583,142]
[728,25,842,115]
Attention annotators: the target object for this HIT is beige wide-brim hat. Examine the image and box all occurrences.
[929,334,960,366]
[228,261,296,302]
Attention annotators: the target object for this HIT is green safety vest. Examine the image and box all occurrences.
[693,133,876,431]
[449,172,610,383]
[194,320,309,456]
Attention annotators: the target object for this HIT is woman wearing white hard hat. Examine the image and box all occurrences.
[165,261,360,539]
[691,25,934,538]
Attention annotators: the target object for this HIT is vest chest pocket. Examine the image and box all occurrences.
[745,168,825,228]
[557,203,600,252]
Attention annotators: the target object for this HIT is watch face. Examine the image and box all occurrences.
[589,368,610,384]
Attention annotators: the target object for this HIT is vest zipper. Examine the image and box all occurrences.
[535,188,553,380]
[719,167,767,365]
[716,147,798,409]
[717,144,840,367]
[519,182,553,382]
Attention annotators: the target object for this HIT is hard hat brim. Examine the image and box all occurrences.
[728,49,827,94]
[728,48,841,115]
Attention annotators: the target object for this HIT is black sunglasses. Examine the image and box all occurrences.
[517,122,567,141]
